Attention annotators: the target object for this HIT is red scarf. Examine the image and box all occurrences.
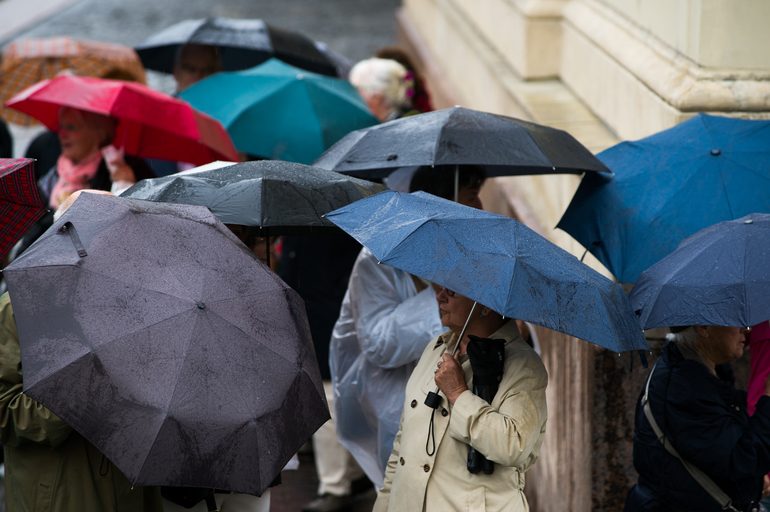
[50,151,102,209]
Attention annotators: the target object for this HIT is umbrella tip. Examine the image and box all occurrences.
[745,219,753,224]
[710,149,721,156]
[454,105,461,108]
[297,74,305,80]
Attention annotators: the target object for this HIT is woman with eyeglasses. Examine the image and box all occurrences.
[372,284,547,512]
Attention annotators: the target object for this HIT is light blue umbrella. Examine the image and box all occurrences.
[179,58,378,164]
[326,190,649,353]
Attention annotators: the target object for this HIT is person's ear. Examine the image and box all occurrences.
[695,325,709,338]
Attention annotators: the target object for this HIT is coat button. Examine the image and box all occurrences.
[411,400,417,408]
[400,457,405,465]
[441,408,448,417]
[423,464,430,472]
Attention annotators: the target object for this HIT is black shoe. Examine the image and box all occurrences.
[302,494,352,512]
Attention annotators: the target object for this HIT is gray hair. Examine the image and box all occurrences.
[349,58,413,111]
[666,326,698,347]
[666,326,713,368]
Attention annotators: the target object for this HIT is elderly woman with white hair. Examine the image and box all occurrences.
[349,58,417,122]
[625,325,770,512]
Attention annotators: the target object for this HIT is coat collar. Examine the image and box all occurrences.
[433,319,521,353]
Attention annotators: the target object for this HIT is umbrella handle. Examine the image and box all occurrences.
[59,222,87,258]
[424,301,478,409]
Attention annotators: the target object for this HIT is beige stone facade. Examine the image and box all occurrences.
[395,1,770,510]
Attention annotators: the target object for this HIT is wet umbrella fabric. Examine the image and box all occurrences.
[2,193,328,495]
[179,59,378,164]
[135,17,338,77]
[312,106,611,179]
[629,213,770,330]
[0,158,46,260]
[5,74,239,165]
[326,190,648,353]
[557,114,770,283]
[0,37,147,126]
[120,160,386,235]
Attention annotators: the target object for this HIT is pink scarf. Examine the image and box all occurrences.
[50,151,103,209]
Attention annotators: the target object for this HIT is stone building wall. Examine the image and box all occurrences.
[394,0,765,509]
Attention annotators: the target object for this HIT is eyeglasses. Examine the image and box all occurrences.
[441,287,455,297]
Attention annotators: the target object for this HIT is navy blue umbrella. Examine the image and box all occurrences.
[326,190,648,353]
[629,213,770,329]
[557,114,770,283]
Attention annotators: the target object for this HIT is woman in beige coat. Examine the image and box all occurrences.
[373,287,548,512]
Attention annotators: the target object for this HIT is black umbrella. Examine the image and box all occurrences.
[312,106,612,180]
[3,193,329,496]
[135,17,339,77]
[120,161,386,265]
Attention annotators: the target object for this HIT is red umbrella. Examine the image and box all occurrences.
[0,158,47,260]
[5,75,239,165]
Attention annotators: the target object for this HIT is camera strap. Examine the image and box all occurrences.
[642,363,742,512]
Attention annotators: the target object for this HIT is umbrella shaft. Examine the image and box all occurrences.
[450,301,478,358]
[425,301,478,409]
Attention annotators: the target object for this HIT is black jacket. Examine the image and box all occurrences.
[625,341,770,511]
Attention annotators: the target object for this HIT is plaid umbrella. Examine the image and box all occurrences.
[0,37,147,126]
[0,158,46,260]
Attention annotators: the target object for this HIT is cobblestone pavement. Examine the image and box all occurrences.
[3,1,397,510]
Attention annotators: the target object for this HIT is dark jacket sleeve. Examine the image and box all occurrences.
[0,119,13,158]
[0,293,72,448]
[665,361,770,481]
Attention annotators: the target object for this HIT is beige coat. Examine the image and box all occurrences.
[373,321,548,512]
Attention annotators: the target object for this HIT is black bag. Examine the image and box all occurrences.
[466,335,506,475]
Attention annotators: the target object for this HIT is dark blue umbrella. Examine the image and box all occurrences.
[629,213,770,329]
[325,190,648,353]
[556,114,770,283]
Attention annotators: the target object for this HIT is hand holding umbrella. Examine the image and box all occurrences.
[433,352,467,404]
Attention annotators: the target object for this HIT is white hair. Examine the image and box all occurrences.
[349,58,413,111]
[666,327,698,346]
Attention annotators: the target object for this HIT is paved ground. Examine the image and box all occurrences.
[1,0,396,510]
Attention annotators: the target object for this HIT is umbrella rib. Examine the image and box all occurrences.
[129,316,202,488]
[73,266,205,305]
[203,297,300,366]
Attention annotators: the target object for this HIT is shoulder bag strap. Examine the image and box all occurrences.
[642,363,742,512]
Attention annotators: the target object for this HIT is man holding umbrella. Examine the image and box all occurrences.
[0,190,163,512]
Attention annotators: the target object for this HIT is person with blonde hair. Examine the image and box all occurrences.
[39,106,154,210]
[349,58,416,122]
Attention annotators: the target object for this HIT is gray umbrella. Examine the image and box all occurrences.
[120,160,387,236]
[134,17,339,77]
[3,193,328,496]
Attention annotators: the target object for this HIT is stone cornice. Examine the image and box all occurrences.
[563,0,770,112]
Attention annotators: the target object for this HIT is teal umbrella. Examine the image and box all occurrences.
[179,58,378,164]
